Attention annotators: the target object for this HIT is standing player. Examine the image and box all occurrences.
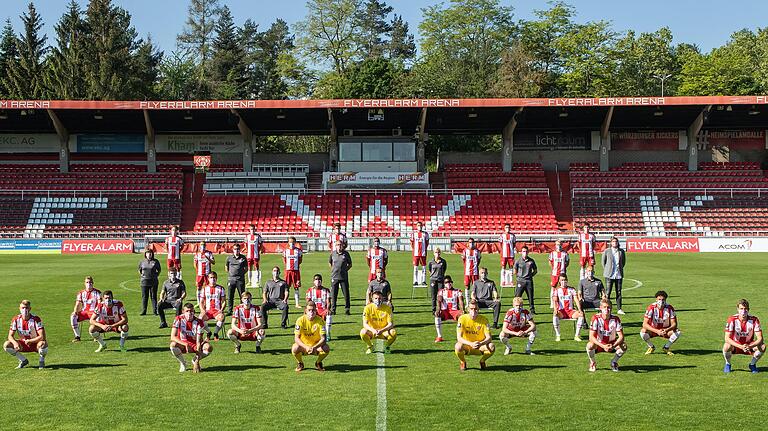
[197,272,227,340]
[366,237,388,282]
[434,276,464,342]
[577,224,595,281]
[360,291,397,354]
[462,238,481,301]
[70,276,101,342]
[245,224,265,288]
[227,291,265,353]
[283,237,303,308]
[548,240,570,308]
[89,290,129,353]
[170,303,212,373]
[552,275,585,342]
[723,299,765,373]
[586,299,627,372]
[4,300,47,369]
[193,241,215,290]
[640,290,680,355]
[513,246,538,314]
[165,226,184,278]
[455,300,495,371]
[409,221,430,286]
[306,274,333,340]
[498,223,516,287]
[499,296,536,356]
[327,222,348,251]
[291,301,330,372]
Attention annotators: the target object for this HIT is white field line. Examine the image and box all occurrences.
[376,339,387,431]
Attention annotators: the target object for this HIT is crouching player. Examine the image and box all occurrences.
[89,290,129,353]
[455,300,495,371]
[361,291,397,354]
[4,300,47,369]
[228,291,265,354]
[198,272,227,340]
[640,290,680,355]
[552,275,585,342]
[723,298,765,374]
[586,299,627,372]
[434,276,464,342]
[292,301,330,372]
[499,296,536,356]
[170,303,211,373]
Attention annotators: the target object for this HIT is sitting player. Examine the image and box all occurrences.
[552,274,585,341]
[89,290,129,353]
[197,271,227,340]
[360,291,397,354]
[306,274,333,340]
[434,275,464,342]
[4,300,47,369]
[499,296,537,356]
[70,276,101,342]
[455,300,495,371]
[640,290,681,355]
[291,301,330,372]
[723,298,765,374]
[227,291,265,354]
[586,299,627,372]
[170,303,212,373]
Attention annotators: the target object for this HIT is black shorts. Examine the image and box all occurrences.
[581,299,601,310]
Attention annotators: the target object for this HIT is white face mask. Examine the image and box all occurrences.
[480,273,487,281]
[512,305,521,313]
[585,271,593,279]
[307,311,316,320]
[106,299,114,307]
[184,311,194,320]
[314,280,321,288]
[738,308,749,317]
[272,271,279,280]
[169,273,177,282]
[601,308,610,318]
[373,299,382,306]
[469,309,478,319]
[243,299,251,306]
[656,300,665,308]
[521,252,528,258]
[20,308,30,318]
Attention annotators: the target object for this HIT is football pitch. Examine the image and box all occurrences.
[0,251,765,430]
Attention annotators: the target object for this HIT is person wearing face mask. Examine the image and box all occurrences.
[197,272,227,340]
[292,301,330,372]
[89,290,129,353]
[602,236,626,315]
[499,296,536,356]
[328,240,353,316]
[434,276,464,343]
[366,267,392,308]
[306,274,333,340]
[548,240,570,309]
[513,246,538,314]
[327,222,348,252]
[471,267,501,329]
[640,290,680,356]
[360,291,397,354]
[138,248,161,316]
[261,267,290,329]
[455,300,495,371]
[283,236,303,308]
[158,267,187,329]
[170,303,212,373]
[228,291,265,354]
[578,223,596,281]
[552,274,585,342]
[366,237,388,282]
[244,224,265,288]
[427,248,447,314]
[410,221,430,286]
[462,238,482,302]
[164,226,184,279]
[723,298,765,374]
[586,299,627,372]
[4,300,47,369]
[225,244,248,315]
[70,276,101,342]
[578,264,605,312]
[498,223,517,288]
[193,241,216,290]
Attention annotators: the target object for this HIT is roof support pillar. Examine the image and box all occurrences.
[328,108,338,171]
[47,109,69,173]
[599,106,614,172]
[417,108,428,172]
[143,110,156,173]
[687,105,711,171]
[502,108,523,172]
[232,109,253,172]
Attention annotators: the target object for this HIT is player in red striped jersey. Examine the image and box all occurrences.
[366,237,388,282]
[227,291,265,354]
[4,300,47,369]
[498,223,516,287]
[434,276,464,342]
[586,299,627,372]
[170,303,211,373]
[70,276,101,342]
[245,224,265,288]
[723,299,765,374]
[462,238,481,301]
[283,236,303,308]
[551,275,585,342]
[409,221,430,286]
[89,290,129,353]
[165,226,184,278]
[640,290,681,356]
[306,274,333,340]
[193,241,215,290]
[577,224,596,280]
[548,240,570,308]
[327,223,348,252]
[197,271,227,340]
[499,296,536,356]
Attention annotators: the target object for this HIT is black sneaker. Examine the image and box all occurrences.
[281,324,287,329]
[255,346,262,353]
[139,312,147,316]
[158,322,168,329]
[345,309,351,315]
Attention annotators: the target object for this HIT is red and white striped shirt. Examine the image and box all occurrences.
[438,289,462,311]
[194,251,214,276]
[725,315,761,345]
[498,233,516,259]
[306,288,330,313]
[645,303,676,329]
[579,233,596,258]
[410,230,430,257]
[590,314,622,344]
[327,232,348,251]
[10,314,43,339]
[198,284,226,312]
[367,247,388,275]
[554,287,578,311]
[173,315,203,343]
[93,301,126,325]
[283,247,302,271]
[76,288,102,312]
[548,251,570,276]
[462,248,481,276]
[233,304,262,330]
[165,235,184,260]
[245,234,263,260]
[504,309,532,331]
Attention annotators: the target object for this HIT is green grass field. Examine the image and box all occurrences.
[0,251,766,430]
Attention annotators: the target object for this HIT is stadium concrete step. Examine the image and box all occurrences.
[545,171,573,232]
[181,170,204,232]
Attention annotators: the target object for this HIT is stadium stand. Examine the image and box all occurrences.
[203,164,309,193]
[443,163,548,189]
[0,172,183,192]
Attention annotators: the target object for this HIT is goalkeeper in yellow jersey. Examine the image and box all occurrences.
[360,291,397,354]
[455,299,495,371]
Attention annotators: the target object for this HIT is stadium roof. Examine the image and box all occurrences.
[0,96,767,136]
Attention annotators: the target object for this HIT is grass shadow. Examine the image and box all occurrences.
[130,347,172,353]
[389,349,442,355]
[127,335,167,341]
[47,363,127,370]
[621,364,697,373]
[668,349,721,356]
[204,364,283,372]
[486,364,567,372]
[324,363,407,373]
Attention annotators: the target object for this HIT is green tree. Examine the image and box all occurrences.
[556,20,616,96]
[129,37,162,99]
[257,20,297,99]
[678,30,760,96]
[611,27,680,96]
[492,41,545,97]
[355,0,392,59]
[44,0,87,99]
[156,49,197,100]
[210,6,245,98]
[177,0,221,98]
[314,56,399,98]
[295,0,362,75]
[387,14,415,63]
[0,19,19,98]
[7,2,48,99]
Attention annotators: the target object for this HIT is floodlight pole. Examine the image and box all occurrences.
[653,73,672,97]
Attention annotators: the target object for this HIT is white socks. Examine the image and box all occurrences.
[71,314,81,337]
[750,349,764,365]
[575,317,584,337]
[294,290,300,307]
[91,331,106,347]
[325,315,332,337]
[256,333,264,347]
[464,289,470,301]
[640,331,653,347]
[587,347,596,362]
[579,267,585,280]
[552,316,561,337]
[664,331,680,349]
[527,332,536,350]
[214,321,223,336]
[723,350,733,365]
[413,267,418,284]
[612,348,625,364]
[171,346,186,365]
[228,332,240,347]
[434,317,443,338]
[500,335,512,349]
[5,346,26,362]
[120,331,128,348]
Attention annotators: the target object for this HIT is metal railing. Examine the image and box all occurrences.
[572,187,768,199]
[208,187,551,196]
[0,189,181,199]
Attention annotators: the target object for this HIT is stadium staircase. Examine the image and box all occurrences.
[545,170,573,232]
[180,169,205,232]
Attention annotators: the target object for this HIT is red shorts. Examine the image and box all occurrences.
[167,259,182,270]
[285,270,301,288]
[196,275,208,289]
[580,256,595,268]
[646,328,672,339]
[730,345,758,356]
[201,309,222,321]
[464,275,478,287]
[413,256,426,266]
[368,269,385,282]
[95,323,122,333]
[556,309,578,319]
[550,275,561,287]
[592,343,624,354]
[500,257,515,268]
[438,309,463,321]
[247,258,260,269]
[235,332,260,342]
[504,326,528,336]
[179,340,198,354]
[316,308,328,318]
[17,339,40,353]
[74,310,93,322]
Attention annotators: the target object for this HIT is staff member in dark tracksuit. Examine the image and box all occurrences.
[157,267,186,328]
[513,246,538,314]
[471,267,501,328]
[226,244,248,315]
[427,248,447,313]
[138,249,161,315]
[262,266,290,329]
[329,240,353,315]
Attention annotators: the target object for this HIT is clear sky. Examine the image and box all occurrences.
[2,0,765,55]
